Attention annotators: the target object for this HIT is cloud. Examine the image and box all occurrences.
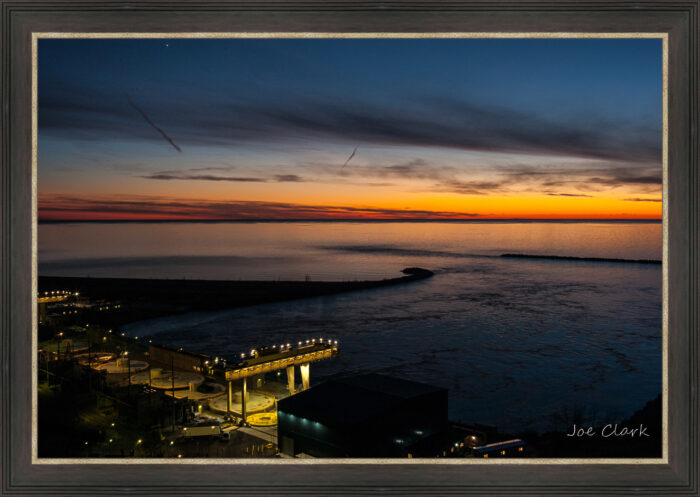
[623,197,662,202]
[274,174,304,182]
[546,193,593,197]
[587,172,661,186]
[141,173,266,182]
[140,172,307,183]
[492,164,662,194]
[39,84,662,164]
[126,94,182,152]
[38,195,481,221]
[188,166,238,172]
[331,159,661,196]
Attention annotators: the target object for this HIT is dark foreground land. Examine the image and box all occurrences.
[39,268,433,327]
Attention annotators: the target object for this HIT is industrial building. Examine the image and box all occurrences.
[148,344,212,374]
[277,373,448,457]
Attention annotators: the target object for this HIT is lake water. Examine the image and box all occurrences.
[39,221,663,432]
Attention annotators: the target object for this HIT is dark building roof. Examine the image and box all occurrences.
[277,373,446,426]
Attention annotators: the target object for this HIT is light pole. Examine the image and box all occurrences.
[56,332,64,361]
[125,351,131,400]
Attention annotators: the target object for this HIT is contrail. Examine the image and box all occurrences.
[342,146,359,168]
[126,94,182,152]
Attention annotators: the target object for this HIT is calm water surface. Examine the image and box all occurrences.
[39,221,662,432]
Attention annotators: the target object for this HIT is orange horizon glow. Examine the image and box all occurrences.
[37,193,662,222]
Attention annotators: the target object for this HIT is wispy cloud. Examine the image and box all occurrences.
[141,173,266,182]
[38,195,481,221]
[140,172,307,183]
[274,174,304,182]
[126,94,182,152]
[546,193,594,197]
[623,197,662,202]
[39,85,661,164]
[342,146,359,168]
[330,160,661,196]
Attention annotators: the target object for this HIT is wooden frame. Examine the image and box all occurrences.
[1,1,697,495]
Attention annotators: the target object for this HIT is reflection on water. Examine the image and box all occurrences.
[40,221,662,432]
[39,221,661,280]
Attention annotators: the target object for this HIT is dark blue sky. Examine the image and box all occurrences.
[40,38,661,120]
[37,38,663,220]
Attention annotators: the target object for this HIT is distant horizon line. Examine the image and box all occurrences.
[38,218,663,224]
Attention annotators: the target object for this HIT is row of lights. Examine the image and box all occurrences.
[240,338,340,359]
[116,331,153,344]
[98,304,121,311]
[42,290,78,296]
[203,357,225,366]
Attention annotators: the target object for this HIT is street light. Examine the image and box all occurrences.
[56,332,64,360]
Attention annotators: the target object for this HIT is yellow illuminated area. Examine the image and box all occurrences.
[37,295,69,304]
[247,412,278,427]
[225,343,339,381]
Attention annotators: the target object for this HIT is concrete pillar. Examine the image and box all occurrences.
[300,363,310,391]
[286,365,295,394]
[242,377,247,425]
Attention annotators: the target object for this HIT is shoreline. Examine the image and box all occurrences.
[501,253,662,264]
[38,268,433,327]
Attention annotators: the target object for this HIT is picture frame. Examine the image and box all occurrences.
[1,1,698,495]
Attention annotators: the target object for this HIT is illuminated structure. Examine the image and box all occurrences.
[37,291,74,323]
[224,340,339,424]
[277,373,448,457]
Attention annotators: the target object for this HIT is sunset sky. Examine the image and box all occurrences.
[38,38,662,221]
